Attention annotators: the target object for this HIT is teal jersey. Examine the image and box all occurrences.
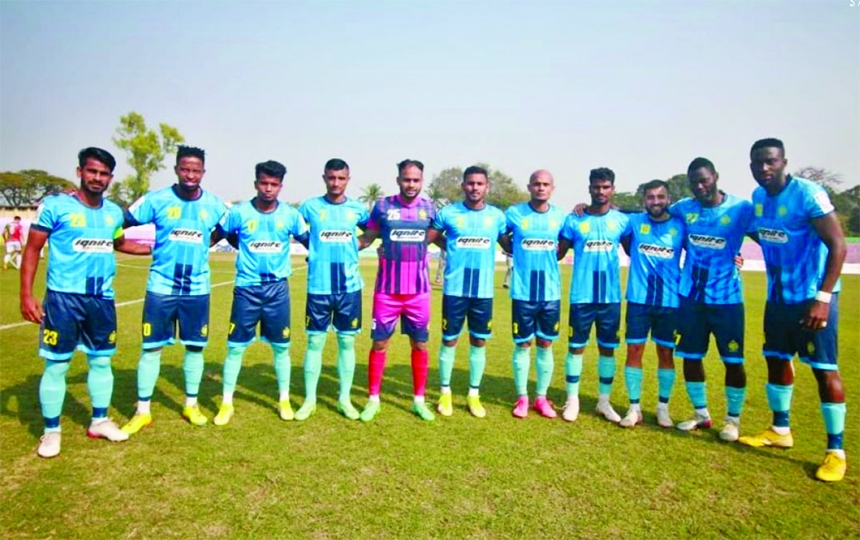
[299,196,369,295]
[625,213,685,308]
[671,193,755,305]
[505,202,565,302]
[126,186,227,296]
[33,193,124,298]
[432,202,507,299]
[752,176,840,303]
[560,209,631,304]
[222,200,308,288]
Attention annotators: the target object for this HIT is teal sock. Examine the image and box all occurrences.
[137,349,162,401]
[657,368,675,404]
[468,345,486,389]
[565,353,583,396]
[598,355,616,395]
[271,342,291,396]
[335,335,355,402]
[303,333,327,402]
[86,355,113,418]
[821,402,846,451]
[40,360,70,429]
[535,346,554,396]
[685,381,707,410]
[183,349,205,398]
[726,386,745,418]
[766,383,792,427]
[624,366,643,405]
[512,346,531,396]
[222,346,247,395]
[438,344,456,387]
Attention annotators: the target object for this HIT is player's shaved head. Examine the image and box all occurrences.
[529,170,554,184]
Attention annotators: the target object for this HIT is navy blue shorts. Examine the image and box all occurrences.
[676,295,744,363]
[306,290,362,335]
[142,291,210,349]
[39,290,117,361]
[568,303,621,349]
[511,299,560,344]
[625,303,678,349]
[442,295,493,341]
[228,280,291,346]
[763,295,839,371]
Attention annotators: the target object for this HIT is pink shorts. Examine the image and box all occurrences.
[371,292,431,341]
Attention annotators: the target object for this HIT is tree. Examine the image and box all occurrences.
[426,164,529,211]
[111,112,185,207]
[794,167,841,194]
[795,167,859,236]
[359,183,385,211]
[426,167,463,209]
[0,169,75,207]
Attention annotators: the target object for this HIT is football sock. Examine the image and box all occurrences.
[86,355,113,419]
[565,353,583,397]
[183,349,205,405]
[368,349,386,396]
[40,360,70,431]
[766,383,792,430]
[303,333,327,403]
[657,367,675,404]
[535,346,554,396]
[598,355,616,396]
[685,381,708,411]
[625,366,643,405]
[136,349,162,411]
[411,349,429,397]
[821,402,846,453]
[512,346,531,396]
[335,335,355,402]
[438,344,456,387]
[272,342,291,399]
[221,345,247,404]
[726,386,745,418]
[468,345,486,389]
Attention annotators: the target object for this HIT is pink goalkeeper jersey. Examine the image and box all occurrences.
[368,195,435,295]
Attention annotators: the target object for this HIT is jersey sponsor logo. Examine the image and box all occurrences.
[168,228,204,244]
[248,241,284,253]
[72,238,114,253]
[389,229,426,242]
[688,234,726,250]
[584,240,613,252]
[638,243,675,259]
[758,228,789,244]
[319,230,353,243]
[455,236,491,249]
[520,238,555,251]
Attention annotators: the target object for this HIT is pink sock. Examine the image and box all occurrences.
[368,350,386,396]
[411,349,429,397]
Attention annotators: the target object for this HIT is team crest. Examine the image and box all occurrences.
[201,325,209,337]
[720,215,731,225]
[106,215,115,226]
[727,340,739,352]
[686,213,698,224]
[550,219,558,229]
[669,227,678,236]
[579,222,590,234]
[276,220,284,230]
[808,342,816,355]
[108,331,117,344]
[283,327,290,338]
[521,219,529,230]
[778,206,788,217]
[553,322,559,332]
[608,221,617,231]
[457,217,465,228]
[484,217,492,226]
[419,209,428,219]
[487,320,492,330]
[200,210,208,220]
[755,204,763,217]
[351,318,359,329]
[347,210,354,220]
[640,223,651,235]
[568,326,574,337]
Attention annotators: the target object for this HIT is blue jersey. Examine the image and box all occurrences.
[671,194,755,305]
[753,176,840,303]
[32,193,125,298]
[126,186,227,296]
[505,202,565,302]
[432,202,507,299]
[299,196,369,295]
[560,209,631,304]
[625,213,685,308]
[222,200,308,288]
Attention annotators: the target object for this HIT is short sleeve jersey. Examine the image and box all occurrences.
[670,193,755,305]
[625,213,685,308]
[223,200,308,288]
[126,185,227,296]
[32,193,124,298]
[299,196,369,295]
[505,202,565,302]
[368,195,436,295]
[560,209,631,304]
[4,221,23,242]
[752,176,841,303]
[431,202,507,299]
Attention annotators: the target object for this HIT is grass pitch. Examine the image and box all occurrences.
[0,254,858,539]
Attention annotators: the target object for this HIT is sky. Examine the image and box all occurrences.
[1,0,858,206]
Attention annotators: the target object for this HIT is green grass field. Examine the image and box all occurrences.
[1,255,858,539]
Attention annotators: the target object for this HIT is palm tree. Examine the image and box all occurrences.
[359,183,385,211]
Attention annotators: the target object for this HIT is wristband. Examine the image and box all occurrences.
[815,291,832,304]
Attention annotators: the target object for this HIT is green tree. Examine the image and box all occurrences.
[794,167,859,235]
[359,183,385,211]
[426,164,528,211]
[0,170,75,207]
[111,112,184,207]
[426,167,463,208]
